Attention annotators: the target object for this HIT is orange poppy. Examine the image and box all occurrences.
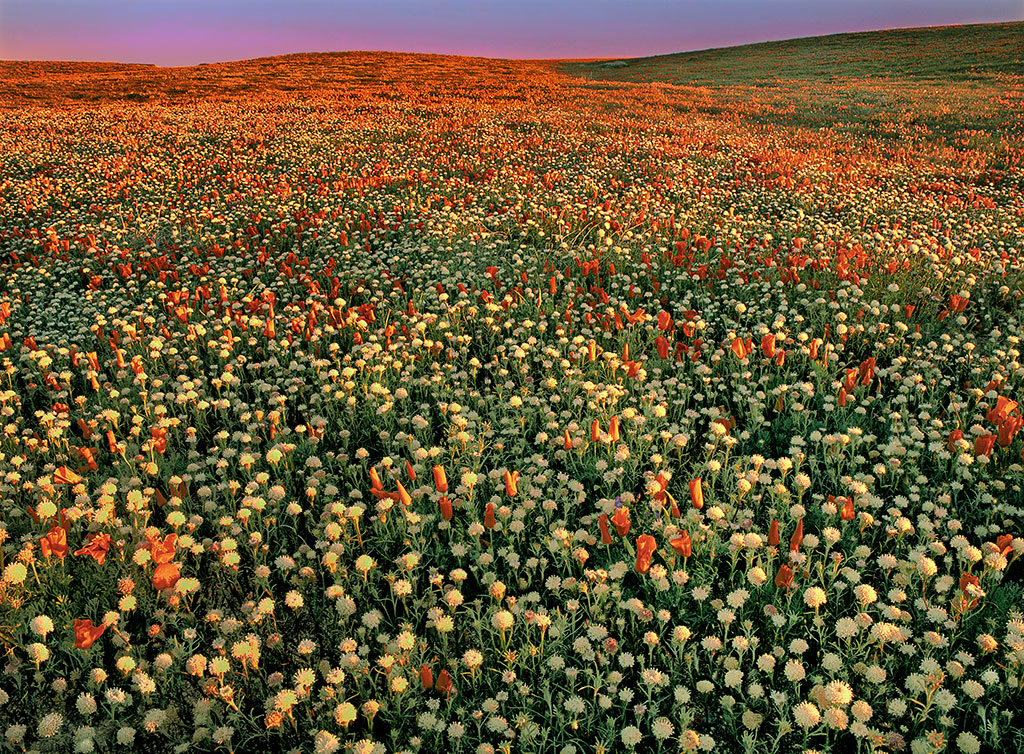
[789,520,804,552]
[591,419,601,443]
[998,416,1022,448]
[439,496,453,521]
[369,467,383,491]
[40,524,69,559]
[635,535,657,574]
[768,519,780,546]
[598,514,613,545]
[504,470,519,498]
[152,562,181,591]
[433,465,448,493]
[997,534,1014,557]
[986,396,1018,425]
[611,506,630,537]
[435,669,453,695]
[53,466,82,485]
[775,564,794,589]
[840,498,855,522]
[689,478,703,510]
[484,503,496,530]
[947,429,963,452]
[405,460,416,480]
[420,663,434,690]
[74,618,107,650]
[75,532,112,565]
[148,533,177,564]
[608,416,620,442]
[563,428,573,450]
[974,434,997,458]
[670,531,692,558]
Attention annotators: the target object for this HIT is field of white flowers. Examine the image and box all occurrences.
[0,52,1022,754]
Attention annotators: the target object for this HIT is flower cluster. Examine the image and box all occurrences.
[0,45,1022,754]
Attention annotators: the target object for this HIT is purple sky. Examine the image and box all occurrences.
[1,0,1020,66]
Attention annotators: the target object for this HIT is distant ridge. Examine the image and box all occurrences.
[1,21,1021,108]
[562,21,1024,85]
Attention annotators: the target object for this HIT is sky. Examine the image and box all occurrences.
[0,0,1021,66]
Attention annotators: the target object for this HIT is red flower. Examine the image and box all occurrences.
[611,507,630,537]
[75,532,112,565]
[484,503,496,530]
[439,496,453,521]
[74,618,107,650]
[840,498,855,522]
[635,535,657,574]
[420,663,434,690]
[768,519,780,546]
[598,514,613,545]
[40,525,69,559]
[689,478,704,510]
[947,429,963,452]
[670,531,692,558]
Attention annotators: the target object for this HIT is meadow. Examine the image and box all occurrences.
[0,21,1023,754]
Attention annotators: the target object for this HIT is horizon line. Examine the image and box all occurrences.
[2,18,1020,70]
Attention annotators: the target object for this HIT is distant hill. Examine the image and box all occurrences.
[561,21,1024,86]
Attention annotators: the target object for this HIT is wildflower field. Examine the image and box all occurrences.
[1,21,1023,754]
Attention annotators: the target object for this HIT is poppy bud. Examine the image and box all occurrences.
[439,496,453,521]
[504,470,519,498]
[775,564,794,589]
[420,664,434,690]
[432,465,448,493]
[484,503,496,530]
[789,519,804,552]
[435,669,453,694]
[598,514,613,545]
[591,419,601,443]
[369,467,383,491]
[608,416,620,442]
[405,460,416,480]
[689,478,703,510]
[396,481,412,508]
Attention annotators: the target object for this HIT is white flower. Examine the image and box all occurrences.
[792,702,820,729]
[620,725,643,747]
